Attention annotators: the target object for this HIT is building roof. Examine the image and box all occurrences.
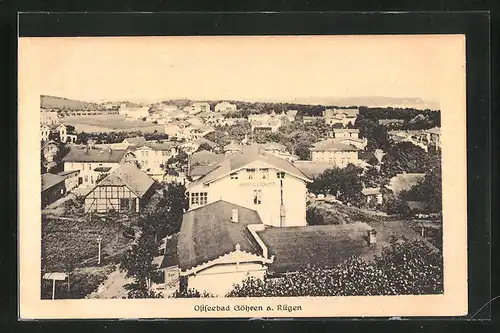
[93,163,155,198]
[62,147,128,163]
[160,233,180,269]
[426,127,441,135]
[190,146,312,186]
[387,173,426,195]
[378,119,405,125]
[311,139,360,152]
[41,173,67,192]
[358,151,379,165]
[257,223,373,274]
[178,200,263,271]
[333,128,360,133]
[194,137,217,148]
[57,170,80,177]
[137,141,178,151]
[260,142,287,151]
[292,161,332,179]
[123,136,147,145]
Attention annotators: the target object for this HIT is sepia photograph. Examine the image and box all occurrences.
[18,35,467,318]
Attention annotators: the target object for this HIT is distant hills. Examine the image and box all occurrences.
[41,95,440,111]
[289,96,440,111]
[41,95,101,110]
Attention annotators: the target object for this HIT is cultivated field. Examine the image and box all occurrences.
[61,115,164,133]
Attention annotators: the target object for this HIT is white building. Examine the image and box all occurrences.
[40,110,60,126]
[40,124,77,143]
[303,108,359,127]
[310,139,360,167]
[214,101,237,113]
[186,146,312,227]
[186,102,210,115]
[61,147,131,188]
[132,141,179,180]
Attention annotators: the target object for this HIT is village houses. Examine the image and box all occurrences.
[310,139,361,167]
[40,123,77,143]
[132,141,180,181]
[61,146,133,188]
[185,102,210,115]
[303,108,359,127]
[40,109,60,125]
[248,111,286,133]
[84,163,155,213]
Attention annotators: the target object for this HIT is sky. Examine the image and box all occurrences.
[29,35,456,104]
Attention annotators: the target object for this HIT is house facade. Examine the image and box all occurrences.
[40,110,60,126]
[84,164,155,213]
[186,146,312,227]
[62,147,129,188]
[41,173,67,208]
[132,142,179,180]
[310,140,360,167]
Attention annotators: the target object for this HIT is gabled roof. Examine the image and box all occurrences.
[62,147,128,163]
[41,140,58,151]
[257,223,373,274]
[136,141,178,151]
[189,146,312,186]
[123,136,147,145]
[41,173,66,192]
[292,161,333,179]
[93,163,155,198]
[194,137,217,148]
[178,200,263,271]
[426,127,441,135]
[311,139,360,152]
[333,128,360,133]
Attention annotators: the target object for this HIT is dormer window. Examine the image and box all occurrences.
[230,172,238,179]
[247,169,256,179]
[261,168,269,179]
[277,172,285,179]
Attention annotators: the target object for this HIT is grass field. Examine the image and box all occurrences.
[41,197,136,298]
[61,115,164,133]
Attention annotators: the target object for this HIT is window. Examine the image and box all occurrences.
[247,169,256,179]
[190,192,208,205]
[253,190,262,205]
[81,163,85,170]
[88,164,92,170]
[277,172,285,179]
[84,175,88,183]
[261,168,269,179]
[230,172,238,179]
[120,198,130,210]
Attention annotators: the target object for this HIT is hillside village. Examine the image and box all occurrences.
[40,96,443,299]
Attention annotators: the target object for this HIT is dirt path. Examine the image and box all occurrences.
[86,265,134,299]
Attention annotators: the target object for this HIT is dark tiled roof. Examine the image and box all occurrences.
[160,233,180,269]
[178,200,263,271]
[41,173,66,192]
[292,161,332,179]
[188,150,222,177]
[258,223,373,274]
[57,170,80,176]
[358,151,378,165]
[62,147,128,163]
[93,163,154,198]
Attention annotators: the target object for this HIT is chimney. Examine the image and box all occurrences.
[367,229,377,246]
[231,209,239,223]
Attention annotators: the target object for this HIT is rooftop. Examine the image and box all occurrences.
[178,200,263,271]
[92,163,155,198]
[257,222,373,274]
[62,147,128,163]
[41,173,67,192]
[160,233,180,269]
[387,173,426,195]
[189,146,311,187]
[311,139,360,152]
[293,161,333,179]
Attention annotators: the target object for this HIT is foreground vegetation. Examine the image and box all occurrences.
[227,237,442,297]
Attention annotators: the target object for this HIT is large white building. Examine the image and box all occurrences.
[186,146,312,227]
[310,139,360,167]
[303,108,359,127]
[132,141,179,181]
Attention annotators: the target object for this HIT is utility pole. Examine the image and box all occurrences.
[52,278,56,300]
[97,235,103,265]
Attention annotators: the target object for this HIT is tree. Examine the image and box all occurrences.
[381,142,435,178]
[166,151,188,173]
[48,141,71,174]
[307,164,364,206]
[355,114,390,151]
[227,237,443,297]
[400,162,442,213]
[196,143,214,152]
[120,183,188,298]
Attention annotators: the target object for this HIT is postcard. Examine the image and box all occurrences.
[19,35,467,319]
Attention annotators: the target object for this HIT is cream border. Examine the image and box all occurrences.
[18,35,467,319]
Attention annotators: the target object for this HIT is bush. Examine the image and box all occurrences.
[227,237,442,297]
